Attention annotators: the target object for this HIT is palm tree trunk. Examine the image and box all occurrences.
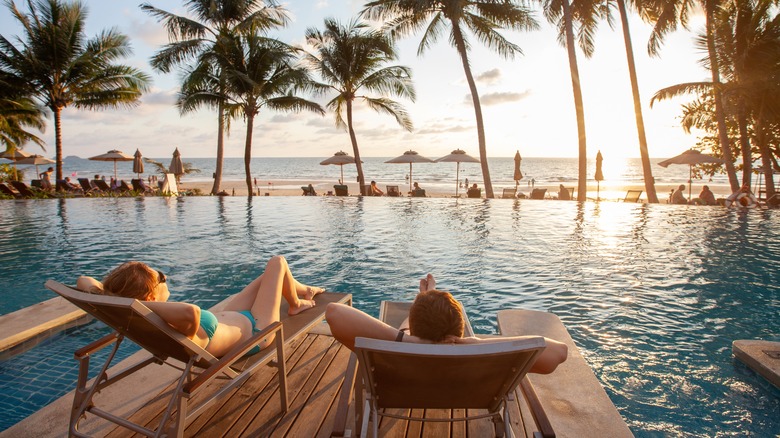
[452,25,494,198]
[53,106,63,182]
[755,100,775,202]
[244,113,255,196]
[211,101,225,195]
[618,0,659,203]
[346,99,366,195]
[736,100,752,187]
[705,1,739,191]
[562,0,588,202]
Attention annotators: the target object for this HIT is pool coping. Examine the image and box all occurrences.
[0,297,90,360]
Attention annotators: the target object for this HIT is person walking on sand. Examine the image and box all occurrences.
[76,255,323,358]
[39,167,53,190]
[326,273,569,375]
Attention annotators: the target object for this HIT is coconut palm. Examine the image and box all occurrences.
[182,31,323,195]
[0,73,45,152]
[0,0,149,182]
[648,0,741,191]
[361,0,537,199]
[538,0,603,201]
[141,0,289,195]
[304,18,415,196]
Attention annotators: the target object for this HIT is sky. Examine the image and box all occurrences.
[1,0,711,159]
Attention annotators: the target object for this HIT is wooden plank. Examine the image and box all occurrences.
[733,339,780,389]
[497,309,633,438]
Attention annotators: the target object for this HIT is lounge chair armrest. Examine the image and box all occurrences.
[74,332,120,359]
[520,377,555,438]
[184,321,283,394]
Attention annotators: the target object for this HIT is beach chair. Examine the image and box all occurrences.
[77,178,95,193]
[467,187,481,198]
[411,188,426,197]
[334,184,349,196]
[119,180,133,193]
[31,179,43,189]
[623,190,643,203]
[10,181,41,198]
[386,185,400,197]
[131,178,155,195]
[530,188,547,200]
[502,188,516,199]
[353,337,546,438]
[301,185,316,196]
[44,280,351,438]
[0,182,21,198]
[93,179,112,192]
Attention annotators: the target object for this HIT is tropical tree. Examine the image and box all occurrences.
[141,0,289,195]
[361,0,538,198]
[0,73,46,154]
[602,0,660,202]
[181,31,323,195]
[649,0,741,191]
[0,0,150,182]
[305,18,415,196]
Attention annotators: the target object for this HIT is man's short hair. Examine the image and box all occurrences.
[409,290,465,342]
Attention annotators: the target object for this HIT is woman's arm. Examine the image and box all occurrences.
[326,303,430,350]
[143,301,201,339]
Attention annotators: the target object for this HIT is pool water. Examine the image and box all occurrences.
[0,197,778,435]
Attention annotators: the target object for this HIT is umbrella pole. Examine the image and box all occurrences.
[455,162,460,197]
[114,161,118,181]
[597,181,600,201]
[340,165,344,185]
[409,163,413,194]
[688,166,692,201]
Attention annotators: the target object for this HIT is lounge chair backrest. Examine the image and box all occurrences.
[467,187,481,198]
[0,183,19,198]
[31,179,43,188]
[530,188,547,199]
[624,190,642,203]
[119,180,132,192]
[334,184,349,196]
[77,178,93,192]
[502,188,516,198]
[386,185,400,197]
[10,181,36,197]
[160,173,178,195]
[355,337,545,412]
[301,185,315,196]
[46,281,217,369]
[93,179,111,191]
[411,188,426,197]
[131,179,145,192]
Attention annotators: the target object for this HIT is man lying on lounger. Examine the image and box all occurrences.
[326,274,568,374]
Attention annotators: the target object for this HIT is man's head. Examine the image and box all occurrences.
[678,184,685,191]
[409,290,465,342]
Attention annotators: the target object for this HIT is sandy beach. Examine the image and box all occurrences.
[181,178,736,202]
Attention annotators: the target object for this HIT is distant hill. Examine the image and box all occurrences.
[64,156,83,160]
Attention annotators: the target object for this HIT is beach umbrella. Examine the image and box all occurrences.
[169,148,184,181]
[513,150,523,190]
[385,150,435,193]
[595,150,604,200]
[320,150,360,184]
[436,149,480,197]
[0,148,31,180]
[89,149,134,180]
[133,149,144,179]
[658,149,724,200]
[16,154,55,177]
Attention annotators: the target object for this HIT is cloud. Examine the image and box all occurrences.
[476,68,502,85]
[463,90,531,106]
[141,88,178,106]
[416,123,473,135]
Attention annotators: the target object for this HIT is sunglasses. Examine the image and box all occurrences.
[156,270,167,284]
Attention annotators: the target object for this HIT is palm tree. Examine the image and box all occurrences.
[141,0,289,195]
[361,0,538,199]
[606,0,660,202]
[538,0,602,201]
[0,73,46,153]
[649,0,740,191]
[304,18,415,196]
[0,0,150,182]
[181,31,323,195]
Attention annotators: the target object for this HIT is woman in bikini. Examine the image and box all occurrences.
[77,255,323,358]
[326,274,568,374]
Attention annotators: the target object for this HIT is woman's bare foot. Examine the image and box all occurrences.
[419,274,436,292]
[288,299,316,315]
[298,286,325,300]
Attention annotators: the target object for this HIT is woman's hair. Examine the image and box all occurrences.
[99,261,158,300]
[409,290,465,342]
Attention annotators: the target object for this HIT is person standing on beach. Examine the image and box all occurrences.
[671,185,687,204]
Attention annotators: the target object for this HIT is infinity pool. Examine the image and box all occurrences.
[0,197,778,435]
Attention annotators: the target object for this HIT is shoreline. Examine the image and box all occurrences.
[181,179,736,201]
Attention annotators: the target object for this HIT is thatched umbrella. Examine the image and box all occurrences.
[89,149,134,180]
[320,151,360,184]
[658,149,724,200]
[16,154,54,178]
[169,148,184,182]
[0,148,31,180]
[385,150,435,193]
[436,149,480,197]
[513,151,523,190]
